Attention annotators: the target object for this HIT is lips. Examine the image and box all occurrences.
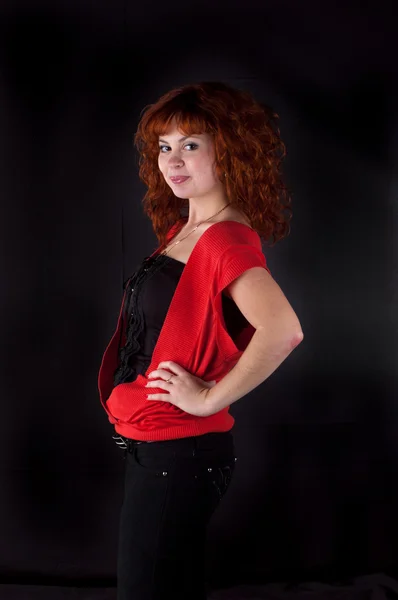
[170,176,190,183]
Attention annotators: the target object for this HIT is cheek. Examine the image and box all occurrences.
[201,162,219,184]
[159,159,169,178]
[190,155,214,177]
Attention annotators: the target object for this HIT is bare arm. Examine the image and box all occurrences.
[205,266,304,413]
[205,328,303,413]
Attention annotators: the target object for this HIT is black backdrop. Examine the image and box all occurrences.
[1,0,398,598]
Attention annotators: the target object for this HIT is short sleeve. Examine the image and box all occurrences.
[216,243,271,296]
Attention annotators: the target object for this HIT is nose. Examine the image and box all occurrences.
[167,152,184,167]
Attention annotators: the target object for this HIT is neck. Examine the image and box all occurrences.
[184,202,231,228]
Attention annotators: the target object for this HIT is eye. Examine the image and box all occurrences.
[158,142,198,153]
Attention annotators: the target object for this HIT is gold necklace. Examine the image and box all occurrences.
[160,202,231,257]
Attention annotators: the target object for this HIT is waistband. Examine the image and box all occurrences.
[113,434,154,448]
[113,431,234,454]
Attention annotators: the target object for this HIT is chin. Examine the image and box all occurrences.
[172,191,190,199]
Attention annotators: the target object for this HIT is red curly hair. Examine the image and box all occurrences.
[133,81,292,249]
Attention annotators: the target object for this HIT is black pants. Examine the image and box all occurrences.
[116,431,237,600]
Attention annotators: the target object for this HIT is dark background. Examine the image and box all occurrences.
[1,0,397,598]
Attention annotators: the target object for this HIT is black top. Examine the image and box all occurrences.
[113,254,247,387]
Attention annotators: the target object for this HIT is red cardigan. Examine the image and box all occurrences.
[98,220,271,441]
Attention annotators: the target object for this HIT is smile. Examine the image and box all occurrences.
[170,176,190,184]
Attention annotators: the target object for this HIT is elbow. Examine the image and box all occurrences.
[288,330,304,351]
[256,325,304,355]
[256,328,304,359]
[272,331,304,360]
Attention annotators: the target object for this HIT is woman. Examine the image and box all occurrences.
[98,81,304,600]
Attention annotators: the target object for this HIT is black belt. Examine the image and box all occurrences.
[112,431,234,457]
[113,434,154,451]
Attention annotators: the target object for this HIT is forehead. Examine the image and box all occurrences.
[158,131,206,141]
[158,116,209,140]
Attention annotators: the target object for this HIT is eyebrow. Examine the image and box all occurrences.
[158,135,201,143]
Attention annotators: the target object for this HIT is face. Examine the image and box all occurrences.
[157,118,223,200]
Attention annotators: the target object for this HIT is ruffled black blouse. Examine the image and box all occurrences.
[113,253,247,387]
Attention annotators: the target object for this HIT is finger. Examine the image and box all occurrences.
[147,394,172,401]
[148,368,173,379]
[158,361,186,376]
[157,361,171,369]
[148,370,171,381]
[146,379,170,390]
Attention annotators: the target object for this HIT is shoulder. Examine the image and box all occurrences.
[204,219,262,250]
[193,219,266,276]
[208,222,270,295]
